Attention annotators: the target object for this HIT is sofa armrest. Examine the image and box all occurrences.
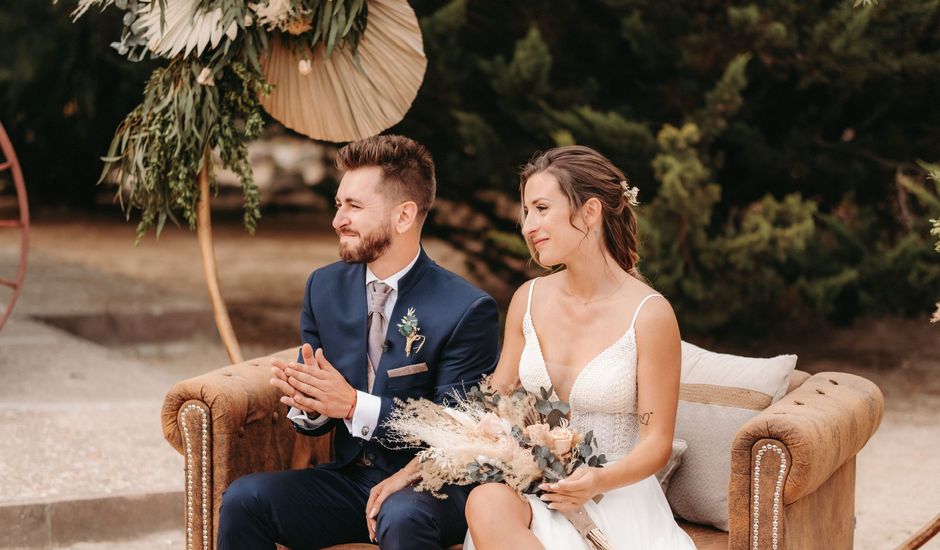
[161,348,334,550]
[728,371,884,549]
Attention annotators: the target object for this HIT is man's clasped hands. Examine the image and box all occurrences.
[270,343,357,421]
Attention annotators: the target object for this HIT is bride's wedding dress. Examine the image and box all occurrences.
[465,278,696,549]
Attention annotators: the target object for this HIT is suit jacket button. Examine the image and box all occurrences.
[361,426,369,437]
[366,453,376,462]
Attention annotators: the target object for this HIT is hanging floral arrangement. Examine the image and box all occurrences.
[70,0,426,239]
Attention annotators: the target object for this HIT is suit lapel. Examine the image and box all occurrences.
[347,263,369,392]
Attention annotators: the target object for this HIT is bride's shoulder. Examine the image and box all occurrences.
[508,277,540,310]
[510,273,564,305]
[504,278,537,322]
[628,287,680,341]
[626,277,666,301]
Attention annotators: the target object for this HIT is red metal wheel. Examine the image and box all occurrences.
[0,121,30,331]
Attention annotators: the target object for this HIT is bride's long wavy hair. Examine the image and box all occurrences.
[519,145,641,276]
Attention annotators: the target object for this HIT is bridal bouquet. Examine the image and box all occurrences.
[384,378,612,550]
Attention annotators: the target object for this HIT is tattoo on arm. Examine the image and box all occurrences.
[638,411,653,426]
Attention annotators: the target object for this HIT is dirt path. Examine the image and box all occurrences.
[2,210,937,549]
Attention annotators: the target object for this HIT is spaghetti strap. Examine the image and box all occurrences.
[525,277,541,317]
[629,293,664,331]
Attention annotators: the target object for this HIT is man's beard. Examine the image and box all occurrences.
[338,221,393,264]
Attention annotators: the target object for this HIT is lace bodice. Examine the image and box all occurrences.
[518,278,662,461]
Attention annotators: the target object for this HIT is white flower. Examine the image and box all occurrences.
[251,0,308,31]
[298,59,313,76]
[196,67,215,86]
[620,180,640,206]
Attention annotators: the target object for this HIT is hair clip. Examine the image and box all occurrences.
[620,180,640,206]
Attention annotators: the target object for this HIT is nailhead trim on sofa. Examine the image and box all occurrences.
[752,443,787,550]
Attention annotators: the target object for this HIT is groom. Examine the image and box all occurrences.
[216,135,500,549]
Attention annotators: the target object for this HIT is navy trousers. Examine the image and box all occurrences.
[217,464,469,550]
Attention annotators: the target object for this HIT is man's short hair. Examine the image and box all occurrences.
[336,135,436,217]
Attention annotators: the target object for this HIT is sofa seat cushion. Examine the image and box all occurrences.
[677,520,729,549]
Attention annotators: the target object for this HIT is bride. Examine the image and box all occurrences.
[464,146,696,549]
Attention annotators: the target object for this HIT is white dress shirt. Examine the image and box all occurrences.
[287,250,421,440]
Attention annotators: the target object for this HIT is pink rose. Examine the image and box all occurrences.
[549,426,575,457]
[475,413,507,439]
[495,436,520,462]
[526,423,552,447]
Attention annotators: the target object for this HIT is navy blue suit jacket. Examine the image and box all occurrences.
[293,248,500,474]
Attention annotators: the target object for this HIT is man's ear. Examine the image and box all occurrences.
[395,201,420,234]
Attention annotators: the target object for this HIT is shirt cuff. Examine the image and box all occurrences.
[287,406,330,430]
[344,391,381,440]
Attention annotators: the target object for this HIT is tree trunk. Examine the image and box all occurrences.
[197,151,243,363]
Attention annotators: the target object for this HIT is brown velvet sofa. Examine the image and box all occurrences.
[162,348,884,549]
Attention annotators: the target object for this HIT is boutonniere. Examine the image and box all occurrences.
[397,307,427,357]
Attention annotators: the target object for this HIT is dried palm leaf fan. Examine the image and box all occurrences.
[137,0,237,58]
[259,0,427,142]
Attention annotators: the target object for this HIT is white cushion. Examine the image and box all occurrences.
[665,341,797,530]
[655,438,688,494]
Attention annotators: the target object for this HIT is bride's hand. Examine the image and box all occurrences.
[538,467,604,511]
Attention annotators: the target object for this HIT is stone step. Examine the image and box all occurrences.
[0,491,182,549]
[51,528,184,550]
